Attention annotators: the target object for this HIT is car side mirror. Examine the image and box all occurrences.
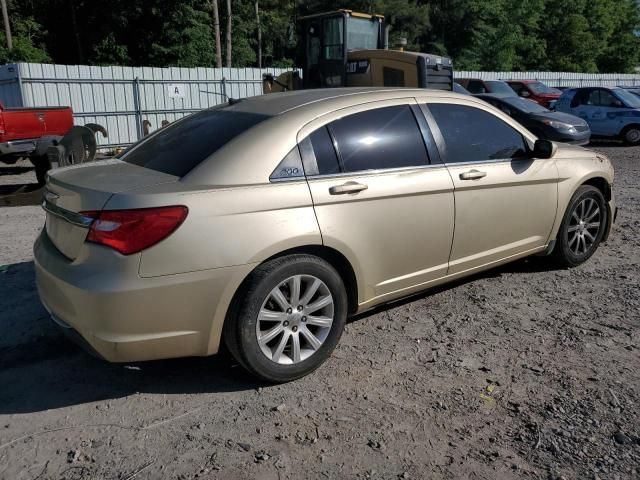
[520,91,530,98]
[532,139,557,159]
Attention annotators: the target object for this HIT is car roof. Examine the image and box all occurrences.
[227,87,461,117]
[474,93,516,100]
[567,86,622,91]
[505,79,540,84]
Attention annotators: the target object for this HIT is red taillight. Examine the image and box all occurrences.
[81,206,188,255]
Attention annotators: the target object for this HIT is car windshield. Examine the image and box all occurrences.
[453,82,471,94]
[121,106,269,177]
[528,82,561,95]
[486,81,514,95]
[501,96,550,113]
[614,89,640,108]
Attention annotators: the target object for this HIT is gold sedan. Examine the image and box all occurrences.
[35,88,616,382]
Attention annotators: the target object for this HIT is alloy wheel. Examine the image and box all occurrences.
[256,274,334,365]
[567,197,601,256]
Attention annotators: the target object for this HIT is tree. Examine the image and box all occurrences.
[255,1,262,68]
[3,0,640,72]
[225,0,232,67]
[212,0,222,67]
[0,16,50,63]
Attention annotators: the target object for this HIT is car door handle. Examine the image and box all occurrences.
[459,170,487,180]
[329,181,368,195]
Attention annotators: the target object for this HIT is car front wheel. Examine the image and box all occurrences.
[552,185,608,267]
[224,254,348,383]
[622,125,640,146]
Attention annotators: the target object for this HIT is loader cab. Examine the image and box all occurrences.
[299,10,384,89]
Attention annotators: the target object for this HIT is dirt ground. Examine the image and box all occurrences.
[0,145,638,480]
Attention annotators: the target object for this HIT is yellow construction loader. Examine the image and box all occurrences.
[263,9,453,93]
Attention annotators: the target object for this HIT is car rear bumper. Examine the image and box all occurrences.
[0,139,37,156]
[34,230,253,362]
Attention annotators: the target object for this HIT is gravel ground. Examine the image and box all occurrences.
[0,146,638,480]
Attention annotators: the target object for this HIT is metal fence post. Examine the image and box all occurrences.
[133,76,143,140]
[221,77,227,100]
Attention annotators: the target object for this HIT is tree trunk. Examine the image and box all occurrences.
[212,0,222,67]
[255,1,262,68]
[69,0,84,62]
[225,0,232,68]
[0,0,12,50]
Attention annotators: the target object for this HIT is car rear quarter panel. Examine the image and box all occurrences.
[100,180,322,278]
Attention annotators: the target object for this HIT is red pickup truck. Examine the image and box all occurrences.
[0,102,74,181]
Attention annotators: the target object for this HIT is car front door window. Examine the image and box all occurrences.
[427,103,527,163]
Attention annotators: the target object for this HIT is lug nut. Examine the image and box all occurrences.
[297,305,303,311]
[302,316,307,322]
[283,321,289,327]
[286,308,292,314]
[292,326,298,332]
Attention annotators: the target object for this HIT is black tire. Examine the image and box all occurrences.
[30,154,51,185]
[223,254,348,383]
[551,185,608,268]
[621,125,640,146]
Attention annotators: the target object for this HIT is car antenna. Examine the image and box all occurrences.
[199,90,242,105]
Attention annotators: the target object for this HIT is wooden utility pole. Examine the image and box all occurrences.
[1,0,12,51]
[212,0,222,67]
[255,1,262,68]
[225,0,232,67]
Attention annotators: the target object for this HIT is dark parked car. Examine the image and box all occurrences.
[453,82,471,95]
[476,94,591,145]
[456,78,514,95]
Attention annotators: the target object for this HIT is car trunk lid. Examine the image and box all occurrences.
[43,159,178,260]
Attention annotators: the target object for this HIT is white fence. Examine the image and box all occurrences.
[456,70,640,87]
[0,63,292,148]
[1,63,640,149]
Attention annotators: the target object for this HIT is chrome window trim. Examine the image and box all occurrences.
[442,157,533,167]
[304,162,447,181]
[42,199,95,228]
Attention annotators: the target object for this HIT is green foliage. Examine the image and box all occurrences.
[0,16,50,63]
[1,0,639,72]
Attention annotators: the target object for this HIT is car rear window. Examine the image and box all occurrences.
[121,107,269,177]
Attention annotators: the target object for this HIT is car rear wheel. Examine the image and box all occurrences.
[223,254,347,383]
[622,125,640,146]
[552,185,608,268]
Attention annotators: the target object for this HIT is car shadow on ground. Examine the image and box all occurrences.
[0,256,563,415]
[0,166,33,176]
[588,139,629,148]
[0,261,263,415]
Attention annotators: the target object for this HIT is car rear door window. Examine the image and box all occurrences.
[309,126,341,175]
[428,103,527,163]
[509,82,524,95]
[121,107,268,177]
[328,105,429,173]
[467,80,486,93]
